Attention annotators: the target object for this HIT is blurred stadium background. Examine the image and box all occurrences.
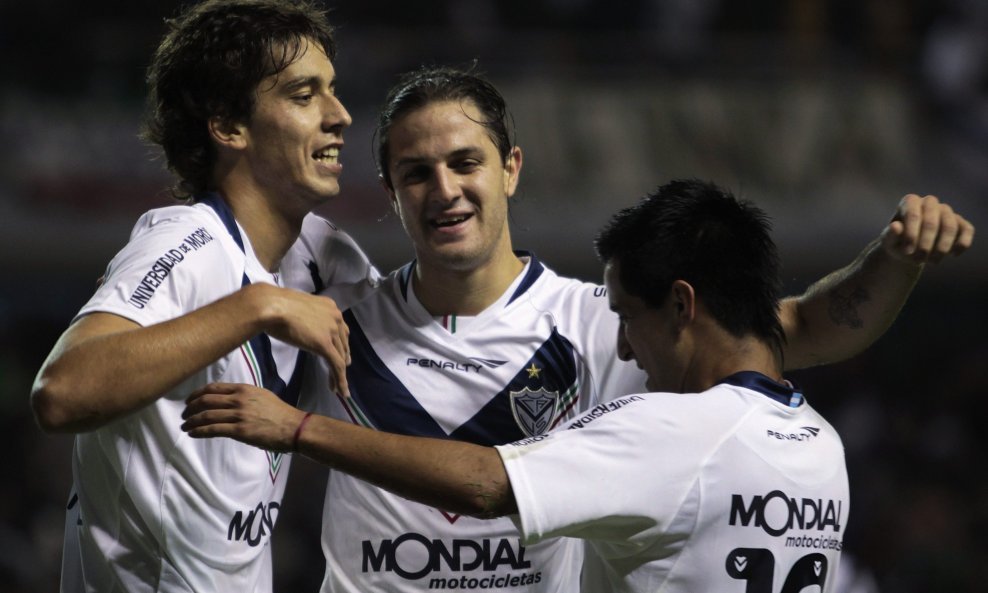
[1,0,985,591]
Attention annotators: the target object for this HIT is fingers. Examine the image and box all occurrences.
[183,382,262,421]
[187,382,242,402]
[336,369,350,399]
[338,314,351,366]
[887,194,975,264]
[895,194,925,256]
[329,313,351,397]
[181,408,242,433]
[913,196,943,258]
[929,203,958,263]
[321,347,350,398]
[952,214,976,257]
[272,291,352,384]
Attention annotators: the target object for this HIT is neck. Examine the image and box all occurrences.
[680,320,783,393]
[412,247,525,316]
[217,185,305,272]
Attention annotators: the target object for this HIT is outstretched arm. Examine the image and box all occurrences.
[182,383,516,518]
[781,194,974,369]
[31,283,351,433]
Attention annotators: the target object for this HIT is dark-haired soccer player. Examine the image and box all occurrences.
[30,1,377,591]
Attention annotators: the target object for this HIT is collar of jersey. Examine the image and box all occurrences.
[718,371,804,408]
[398,250,546,306]
[196,192,245,254]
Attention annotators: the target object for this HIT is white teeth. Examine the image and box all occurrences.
[435,215,467,225]
[313,147,339,161]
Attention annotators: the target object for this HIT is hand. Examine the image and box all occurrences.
[880,194,975,264]
[182,383,306,452]
[250,284,352,397]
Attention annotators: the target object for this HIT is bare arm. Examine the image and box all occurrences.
[781,194,974,369]
[31,283,351,433]
[182,383,516,518]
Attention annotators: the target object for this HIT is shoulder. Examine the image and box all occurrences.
[348,267,403,310]
[518,257,610,314]
[283,213,378,293]
[81,205,243,322]
[114,204,235,266]
[294,214,370,260]
[592,387,749,436]
[127,203,217,236]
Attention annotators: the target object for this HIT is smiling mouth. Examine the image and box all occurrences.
[312,146,340,163]
[431,213,473,228]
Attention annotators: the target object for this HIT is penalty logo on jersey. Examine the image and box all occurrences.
[510,387,561,436]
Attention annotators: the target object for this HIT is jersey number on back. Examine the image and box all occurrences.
[726,548,828,592]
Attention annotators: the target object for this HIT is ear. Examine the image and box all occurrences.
[503,146,523,198]
[670,279,696,327]
[208,115,247,150]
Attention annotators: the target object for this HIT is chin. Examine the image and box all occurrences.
[429,246,485,271]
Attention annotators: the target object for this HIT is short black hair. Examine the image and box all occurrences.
[143,0,337,200]
[596,179,785,354]
[375,63,513,188]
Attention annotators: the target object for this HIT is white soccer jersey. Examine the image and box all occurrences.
[497,372,850,593]
[312,254,647,593]
[60,194,376,593]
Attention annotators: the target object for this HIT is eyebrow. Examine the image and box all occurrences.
[393,147,484,169]
[281,75,336,93]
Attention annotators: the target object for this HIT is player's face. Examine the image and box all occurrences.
[238,38,351,213]
[384,100,522,272]
[605,261,684,393]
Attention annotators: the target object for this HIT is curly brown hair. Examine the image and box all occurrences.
[142,0,336,200]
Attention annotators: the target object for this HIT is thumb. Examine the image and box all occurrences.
[881,220,910,255]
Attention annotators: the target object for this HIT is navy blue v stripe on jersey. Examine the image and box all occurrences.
[451,327,578,445]
[507,251,545,305]
[344,309,450,438]
[397,254,544,307]
[346,310,580,446]
[200,193,307,405]
[198,192,245,252]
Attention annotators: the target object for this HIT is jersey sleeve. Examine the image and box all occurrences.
[76,207,240,328]
[281,214,381,310]
[495,394,710,546]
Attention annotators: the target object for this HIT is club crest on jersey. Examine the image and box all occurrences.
[509,387,560,437]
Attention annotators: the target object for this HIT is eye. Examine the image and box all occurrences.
[453,159,480,172]
[400,166,429,184]
[292,93,314,104]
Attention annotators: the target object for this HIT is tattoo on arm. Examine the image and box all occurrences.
[827,286,869,329]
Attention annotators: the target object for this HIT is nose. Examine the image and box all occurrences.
[430,166,461,203]
[616,325,634,362]
[323,94,352,131]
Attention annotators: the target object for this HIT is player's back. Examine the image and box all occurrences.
[583,378,850,592]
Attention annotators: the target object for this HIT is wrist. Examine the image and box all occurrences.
[240,283,281,333]
[874,242,925,278]
[292,412,314,452]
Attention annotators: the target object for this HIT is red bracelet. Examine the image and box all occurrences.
[292,412,314,452]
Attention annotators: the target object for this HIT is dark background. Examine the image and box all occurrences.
[1,0,985,591]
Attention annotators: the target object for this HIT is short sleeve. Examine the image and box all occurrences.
[77,207,240,327]
[496,394,711,546]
